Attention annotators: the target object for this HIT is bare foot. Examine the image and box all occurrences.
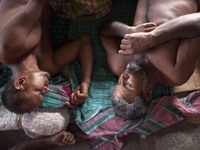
[51,131,76,146]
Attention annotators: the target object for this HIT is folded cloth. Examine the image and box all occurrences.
[50,0,112,21]
[69,91,200,150]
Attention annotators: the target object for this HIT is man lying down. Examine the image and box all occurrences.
[1,66,200,150]
[0,79,77,150]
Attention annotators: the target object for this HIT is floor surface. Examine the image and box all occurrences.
[1,122,200,150]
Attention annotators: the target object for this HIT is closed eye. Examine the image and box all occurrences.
[117,82,122,86]
[125,83,133,88]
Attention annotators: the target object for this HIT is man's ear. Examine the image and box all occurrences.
[143,87,152,102]
[14,76,26,90]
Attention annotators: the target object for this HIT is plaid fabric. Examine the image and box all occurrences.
[50,0,112,21]
[69,91,200,150]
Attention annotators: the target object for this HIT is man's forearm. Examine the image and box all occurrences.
[151,12,200,47]
[99,21,131,37]
[9,136,53,150]
[78,38,93,85]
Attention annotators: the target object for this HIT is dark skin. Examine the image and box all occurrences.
[99,0,200,102]
[0,0,93,111]
[119,13,200,55]
[9,131,76,150]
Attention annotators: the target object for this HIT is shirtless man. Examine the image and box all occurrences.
[0,0,93,113]
[119,12,200,55]
[98,0,200,119]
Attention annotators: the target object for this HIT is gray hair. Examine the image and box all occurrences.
[111,95,149,120]
[126,62,147,90]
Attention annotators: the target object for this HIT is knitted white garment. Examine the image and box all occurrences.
[0,106,70,138]
[22,108,70,138]
[0,106,21,130]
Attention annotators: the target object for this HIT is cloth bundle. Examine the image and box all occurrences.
[0,106,70,138]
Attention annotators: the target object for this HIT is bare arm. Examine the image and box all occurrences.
[0,0,50,64]
[50,36,93,109]
[98,21,137,77]
[119,12,200,55]
[66,36,93,108]
[99,21,156,38]
[9,131,75,150]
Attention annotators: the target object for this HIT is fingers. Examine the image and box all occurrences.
[118,49,133,55]
[120,36,132,50]
[118,35,134,55]
[72,91,87,104]
[65,102,78,109]
[143,22,157,28]
[121,39,132,45]
[65,90,87,108]
[62,132,76,145]
[124,34,132,39]
[144,27,156,32]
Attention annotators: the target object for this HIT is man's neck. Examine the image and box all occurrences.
[8,53,40,78]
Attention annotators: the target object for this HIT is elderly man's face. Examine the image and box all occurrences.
[112,70,145,104]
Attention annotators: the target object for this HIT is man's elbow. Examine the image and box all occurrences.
[171,75,190,86]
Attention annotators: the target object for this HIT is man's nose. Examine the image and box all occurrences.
[121,73,129,84]
[42,86,49,95]
[122,73,129,80]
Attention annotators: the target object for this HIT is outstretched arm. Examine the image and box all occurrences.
[9,131,75,150]
[119,12,200,55]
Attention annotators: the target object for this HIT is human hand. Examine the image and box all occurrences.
[130,22,157,33]
[51,131,76,146]
[119,31,154,55]
[65,82,89,108]
[119,22,157,55]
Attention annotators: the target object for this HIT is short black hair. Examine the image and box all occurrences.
[1,79,25,114]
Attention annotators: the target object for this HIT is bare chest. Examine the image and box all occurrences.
[146,0,198,25]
